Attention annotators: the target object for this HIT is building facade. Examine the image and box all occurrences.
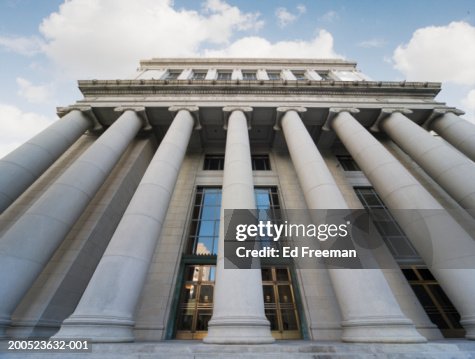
[1,58,475,345]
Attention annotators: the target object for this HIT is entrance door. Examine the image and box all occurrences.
[261,266,301,339]
[175,265,301,339]
[175,265,214,339]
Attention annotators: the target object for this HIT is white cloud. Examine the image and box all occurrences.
[275,5,306,28]
[0,35,44,56]
[16,77,53,104]
[357,38,386,48]
[320,10,338,23]
[38,0,263,78]
[296,5,306,14]
[393,21,475,85]
[203,30,342,58]
[275,7,297,27]
[0,104,53,159]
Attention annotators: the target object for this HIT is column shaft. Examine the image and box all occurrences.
[0,110,142,336]
[54,110,195,342]
[430,112,475,162]
[280,109,424,343]
[381,112,475,215]
[0,110,91,213]
[332,111,475,339]
[204,110,274,344]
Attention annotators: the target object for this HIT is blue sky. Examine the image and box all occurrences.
[0,0,474,157]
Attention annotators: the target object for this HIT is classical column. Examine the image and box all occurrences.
[204,107,274,344]
[0,109,94,213]
[330,109,475,340]
[278,108,424,343]
[428,109,475,162]
[0,109,144,337]
[54,108,197,342]
[376,109,475,216]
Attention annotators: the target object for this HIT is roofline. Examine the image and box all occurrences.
[139,57,358,68]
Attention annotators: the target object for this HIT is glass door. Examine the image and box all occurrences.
[262,266,301,339]
[175,265,215,339]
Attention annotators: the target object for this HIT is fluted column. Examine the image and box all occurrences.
[428,110,475,162]
[278,108,424,343]
[0,109,94,213]
[331,109,475,340]
[204,107,274,344]
[54,108,197,342]
[0,109,144,337]
[377,109,475,217]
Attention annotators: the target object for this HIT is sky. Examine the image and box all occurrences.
[0,0,475,158]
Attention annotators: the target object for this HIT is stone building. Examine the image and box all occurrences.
[1,58,475,348]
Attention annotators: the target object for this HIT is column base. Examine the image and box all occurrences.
[203,316,275,344]
[341,317,427,343]
[461,316,475,340]
[53,315,135,343]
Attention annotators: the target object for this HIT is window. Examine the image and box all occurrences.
[402,266,464,338]
[291,71,307,80]
[192,71,207,80]
[252,155,271,171]
[165,70,182,80]
[267,71,281,80]
[203,154,271,171]
[217,71,232,80]
[317,72,331,80]
[203,155,224,170]
[354,187,420,262]
[187,188,222,255]
[242,71,257,80]
[337,155,361,171]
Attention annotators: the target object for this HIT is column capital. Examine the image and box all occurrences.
[222,106,253,130]
[370,108,413,132]
[323,107,360,131]
[57,105,102,131]
[168,105,201,130]
[423,107,465,130]
[274,107,307,130]
[114,106,152,131]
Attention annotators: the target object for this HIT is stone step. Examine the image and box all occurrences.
[1,340,475,359]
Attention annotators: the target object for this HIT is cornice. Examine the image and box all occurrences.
[138,57,357,68]
[77,80,441,98]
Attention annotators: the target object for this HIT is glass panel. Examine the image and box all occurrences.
[278,285,292,304]
[401,268,418,281]
[292,71,306,80]
[184,265,199,281]
[267,72,280,80]
[276,268,289,282]
[196,309,212,331]
[195,237,214,255]
[217,72,231,80]
[280,309,298,330]
[176,310,194,330]
[242,72,256,80]
[181,284,197,305]
[201,266,215,282]
[203,191,220,206]
[261,268,273,281]
[265,309,279,330]
[192,71,206,80]
[197,221,215,236]
[263,285,275,304]
[418,268,436,281]
[199,285,214,303]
